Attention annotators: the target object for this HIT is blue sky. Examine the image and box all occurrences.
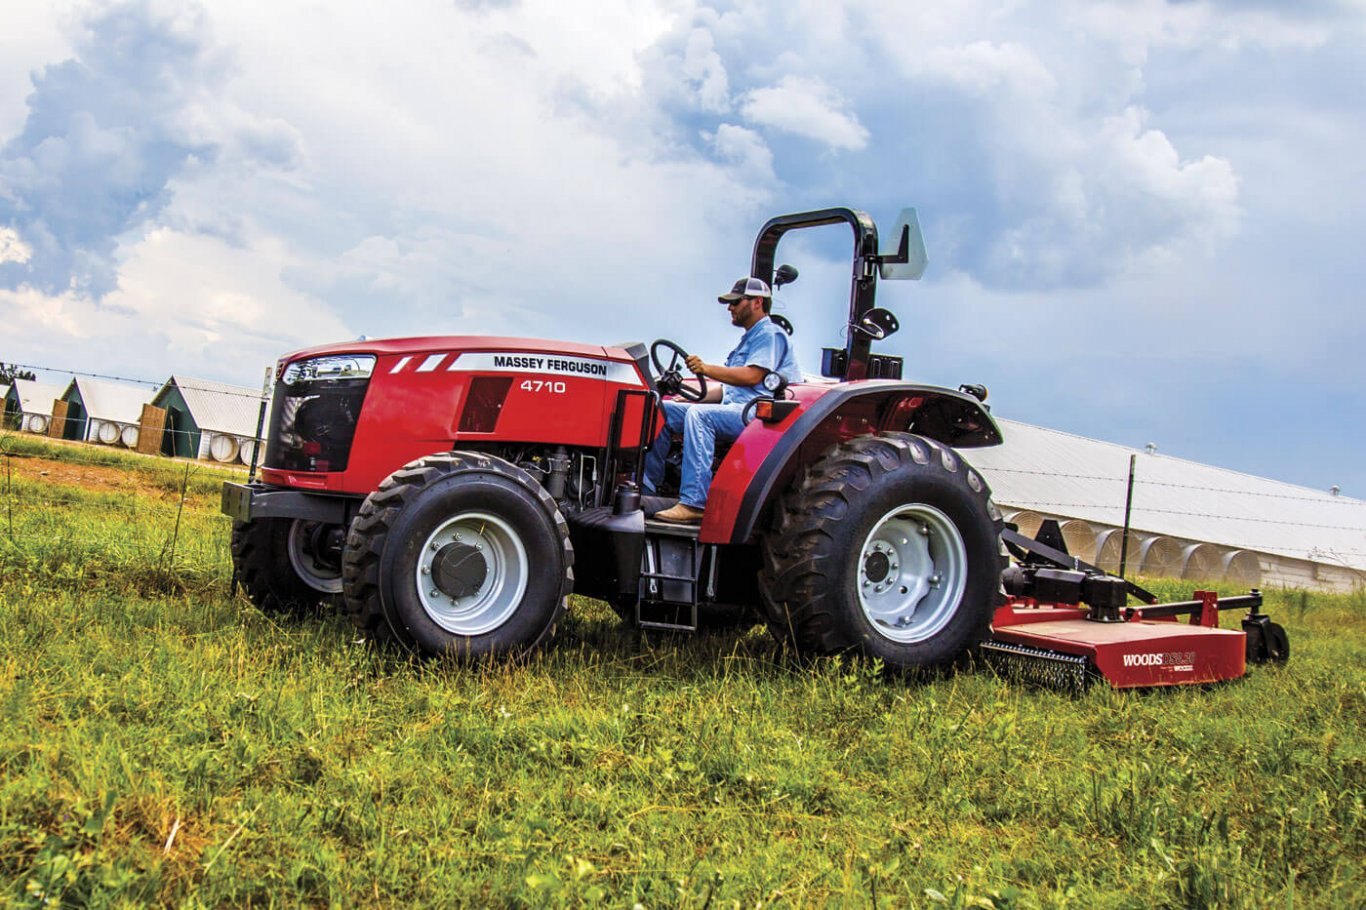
[2,0,1363,495]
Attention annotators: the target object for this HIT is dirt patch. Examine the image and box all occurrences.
[5,455,168,499]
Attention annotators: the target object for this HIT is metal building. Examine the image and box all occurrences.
[3,379,66,435]
[150,376,266,464]
[56,378,154,446]
[970,419,1366,593]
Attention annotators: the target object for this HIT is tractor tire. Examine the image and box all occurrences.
[759,432,1003,671]
[231,518,343,616]
[342,452,573,659]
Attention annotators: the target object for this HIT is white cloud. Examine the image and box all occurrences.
[913,40,1059,99]
[0,227,31,265]
[0,284,89,338]
[741,75,870,151]
[0,0,1364,491]
[705,124,775,186]
[681,27,731,113]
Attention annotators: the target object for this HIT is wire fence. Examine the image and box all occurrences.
[5,360,272,402]
[3,360,272,466]
[3,413,265,464]
[0,446,234,595]
[3,438,1364,598]
[985,466,1362,506]
[4,358,1365,590]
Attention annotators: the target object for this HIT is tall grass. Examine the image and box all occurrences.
[0,437,1361,907]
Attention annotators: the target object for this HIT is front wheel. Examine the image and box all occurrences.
[231,518,343,615]
[342,453,573,658]
[759,433,1003,670]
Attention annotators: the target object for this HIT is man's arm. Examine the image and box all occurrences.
[685,354,765,389]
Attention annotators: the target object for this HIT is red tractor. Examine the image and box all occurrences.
[224,206,1288,688]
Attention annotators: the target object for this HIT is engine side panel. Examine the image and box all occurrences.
[260,336,648,493]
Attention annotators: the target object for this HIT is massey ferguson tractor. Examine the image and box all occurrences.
[223,206,1288,690]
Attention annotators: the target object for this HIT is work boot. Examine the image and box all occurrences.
[655,503,704,524]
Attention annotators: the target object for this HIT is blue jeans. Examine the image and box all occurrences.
[641,401,747,509]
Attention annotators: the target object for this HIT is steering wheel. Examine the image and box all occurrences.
[650,339,709,402]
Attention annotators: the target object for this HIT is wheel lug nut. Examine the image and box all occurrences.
[421,566,431,575]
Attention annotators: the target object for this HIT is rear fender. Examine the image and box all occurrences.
[702,383,1002,545]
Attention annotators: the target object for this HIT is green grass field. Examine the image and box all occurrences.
[1,434,1362,908]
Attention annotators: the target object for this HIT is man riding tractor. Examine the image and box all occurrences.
[643,276,802,523]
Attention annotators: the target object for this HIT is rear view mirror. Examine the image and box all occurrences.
[878,208,928,281]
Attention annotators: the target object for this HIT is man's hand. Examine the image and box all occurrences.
[685,354,706,375]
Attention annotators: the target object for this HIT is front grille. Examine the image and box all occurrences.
[264,377,370,472]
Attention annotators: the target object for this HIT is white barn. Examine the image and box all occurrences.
[971,419,1365,593]
[4,379,66,435]
[57,377,154,447]
[150,376,266,463]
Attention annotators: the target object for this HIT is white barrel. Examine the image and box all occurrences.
[1059,519,1097,564]
[1180,543,1223,582]
[120,424,140,448]
[1093,528,1125,574]
[1137,536,1183,579]
[1221,550,1263,586]
[1004,510,1043,539]
[238,438,258,466]
[25,414,49,434]
[208,434,241,463]
[97,420,120,445]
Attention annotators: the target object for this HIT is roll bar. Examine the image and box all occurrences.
[749,207,921,382]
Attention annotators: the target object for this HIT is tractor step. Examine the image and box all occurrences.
[635,527,709,633]
[980,640,1091,694]
[635,602,699,632]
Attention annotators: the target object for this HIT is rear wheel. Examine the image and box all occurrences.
[342,453,573,658]
[759,433,1003,670]
[231,518,342,615]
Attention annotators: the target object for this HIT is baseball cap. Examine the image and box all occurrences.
[718,276,772,303]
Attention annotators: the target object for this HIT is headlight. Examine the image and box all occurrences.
[282,354,376,384]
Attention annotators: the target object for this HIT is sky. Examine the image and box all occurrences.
[2,0,1364,495]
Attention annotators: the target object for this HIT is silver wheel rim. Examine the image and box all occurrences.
[857,503,968,643]
[414,511,528,636]
[287,520,343,594]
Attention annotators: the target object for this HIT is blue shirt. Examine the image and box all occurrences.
[721,316,803,406]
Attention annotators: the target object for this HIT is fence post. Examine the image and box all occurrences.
[1118,454,1137,580]
[164,461,192,580]
[248,366,271,483]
